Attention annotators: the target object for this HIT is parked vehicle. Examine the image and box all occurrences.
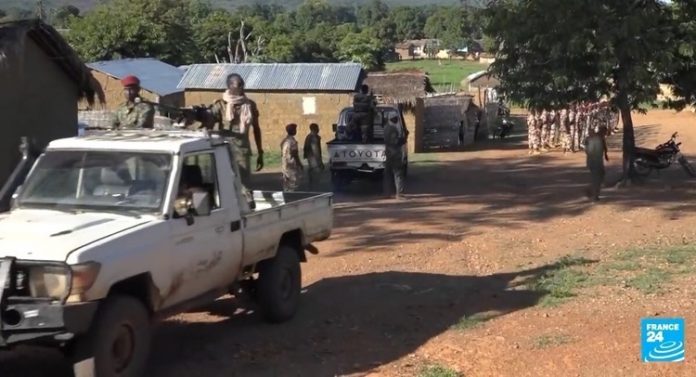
[327,105,409,191]
[633,132,696,177]
[0,129,333,376]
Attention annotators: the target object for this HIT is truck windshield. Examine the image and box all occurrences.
[17,151,172,213]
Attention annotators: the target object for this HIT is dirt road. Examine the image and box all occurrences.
[2,110,696,377]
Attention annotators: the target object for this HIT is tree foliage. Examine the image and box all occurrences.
[485,0,695,179]
[62,0,483,68]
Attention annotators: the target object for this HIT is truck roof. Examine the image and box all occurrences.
[47,129,224,154]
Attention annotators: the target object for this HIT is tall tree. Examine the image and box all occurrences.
[357,0,389,28]
[390,6,426,41]
[424,6,474,51]
[67,0,196,65]
[52,5,80,28]
[338,30,386,71]
[663,0,696,110]
[486,0,684,181]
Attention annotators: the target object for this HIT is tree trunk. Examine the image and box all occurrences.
[616,88,637,184]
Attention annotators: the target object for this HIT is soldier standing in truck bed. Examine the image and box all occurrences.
[112,75,155,129]
[352,84,376,143]
[209,73,264,208]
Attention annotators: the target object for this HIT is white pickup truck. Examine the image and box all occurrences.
[328,105,409,191]
[0,129,333,376]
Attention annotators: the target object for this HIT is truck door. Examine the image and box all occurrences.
[164,150,243,307]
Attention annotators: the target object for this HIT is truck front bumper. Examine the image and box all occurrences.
[0,259,98,347]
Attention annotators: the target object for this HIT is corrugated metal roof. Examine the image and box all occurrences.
[177,63,364,92]
[87,58,185,96]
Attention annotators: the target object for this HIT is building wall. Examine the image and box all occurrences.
[80,71,184,111]
[185,91,358,153]
[185,90,420,154]
[0,38,79,184]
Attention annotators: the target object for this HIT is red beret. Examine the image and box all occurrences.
[121,75,140,87]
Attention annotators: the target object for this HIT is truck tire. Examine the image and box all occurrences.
[257,245,301,323]
[72,295,151,377]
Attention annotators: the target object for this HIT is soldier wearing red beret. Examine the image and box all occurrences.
[111,75,155,129]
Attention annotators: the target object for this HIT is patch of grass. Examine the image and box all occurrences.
[626,268,670,294]
[604,260,641,272]
[533,334,573,349]
[262,150,282,169]
[527,255,594,307]
[418,364,461,377]
[665,247,696,265]
[385,60,489,91]
[452,312,495,330]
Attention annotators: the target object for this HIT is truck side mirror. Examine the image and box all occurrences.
[332,124,338,132]
[173,192,211,226]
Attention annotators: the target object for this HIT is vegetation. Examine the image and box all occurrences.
[1,0,489,71]
[386,60,488,91]
[532,334,574,349]
[418,364,461,377]
[452,312,495,330]
[485,0,696,181]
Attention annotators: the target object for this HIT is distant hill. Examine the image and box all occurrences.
[0,0,483,14]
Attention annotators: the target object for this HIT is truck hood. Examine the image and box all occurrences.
[0,209,153,262]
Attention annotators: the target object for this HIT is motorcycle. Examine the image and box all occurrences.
[494,117,514,139]
[633,132,696,178]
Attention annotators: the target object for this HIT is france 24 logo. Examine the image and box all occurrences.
[641,318,685,362]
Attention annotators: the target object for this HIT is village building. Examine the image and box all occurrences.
[363,72,434,153]
[178,63,365,153]
[0,19,101,192]
[83,58,186,111]
[394,39,440,60]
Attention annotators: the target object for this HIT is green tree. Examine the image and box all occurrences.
[67,0,196,65]
[263,34,296,62]
[390,6,426,41]
[192,9,241,63]
[357,0,389,28]
[485,0,686,180]
[338,30,385,70]
[664,0,696,110]
[52,5,80,28]
[424,6,473,51]
[295,0,338,32]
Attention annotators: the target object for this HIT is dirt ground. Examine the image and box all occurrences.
[3,110,696,377]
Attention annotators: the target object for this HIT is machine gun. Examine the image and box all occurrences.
[0,137,41,212]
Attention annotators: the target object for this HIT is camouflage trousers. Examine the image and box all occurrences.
[282,167,302,192]
[569,124,579,152]
[541,124,551,147]
[528,125,540,151]
[561,130,571,152]
[228,142,253,212]
[550,123,559,145]
[383,156,405,197]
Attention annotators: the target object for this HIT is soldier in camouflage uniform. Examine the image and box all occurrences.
[303,123,324,190]
[568,103,579,152]
[559,107,571,154]
[383,114,406,199]
[527,108,541,155]
[209,74,264,208]
[540,109,550,150]
[281,123,303,192]
[112,75,155,129]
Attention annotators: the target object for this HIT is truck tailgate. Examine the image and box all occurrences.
[328,143,386,165]
[241,191,333,265]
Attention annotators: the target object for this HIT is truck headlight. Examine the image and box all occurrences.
[28,264,70,300]
[27,262,101,302]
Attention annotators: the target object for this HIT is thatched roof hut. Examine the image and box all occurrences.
[364,71,434,107]
[0,19,103,105]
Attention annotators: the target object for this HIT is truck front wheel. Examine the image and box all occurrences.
[71,295,151,377]
[257,245,301,323]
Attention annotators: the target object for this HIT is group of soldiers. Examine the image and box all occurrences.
[106,73,343,202]
[526,101,620,155]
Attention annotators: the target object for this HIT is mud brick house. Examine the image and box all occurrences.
[0,19,101,190]
[84,58,185,112]
[178,63,365,153]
